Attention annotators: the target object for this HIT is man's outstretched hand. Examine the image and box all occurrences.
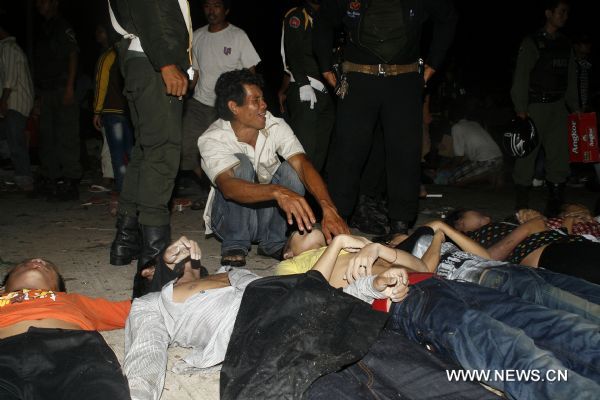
[321,203,350,243]
[160,64,188,97]
[274,187,317,233]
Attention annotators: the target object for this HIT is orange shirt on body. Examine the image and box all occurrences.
[0,289,131,331]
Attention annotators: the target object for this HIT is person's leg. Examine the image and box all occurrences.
[287,83,320,169]
[103,114,133,192]
[0,328,130,400]
[210,153,258,257]
[535,267,600,305]
[3,110,33,189]
[479,265,600,324]
[100,129,114,181]
[305,330,496,400]
[380,73,423,229]
[37,90,61,180]
[256,161,305,256]
[180,98,217,173]
[542,100,570,196]
[389,279,600,399]
[313,90,335,172]
[327,73,381,219]
[55,88,82,181]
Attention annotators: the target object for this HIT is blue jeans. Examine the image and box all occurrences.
[101,114,134,192]
[306,330,497,399]
[211,154,305,256]
[389,278,600,400]
[534,267,600,305]
[0,110,32,187]
[478,265,600,324]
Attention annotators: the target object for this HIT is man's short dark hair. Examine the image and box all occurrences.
[214,69,264,121]
[544,0,569,12]
[444,208,468,229]
[202,0,231,10]
[1,260,67,293]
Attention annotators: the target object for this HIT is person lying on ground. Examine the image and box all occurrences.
[445,207,600,283]
[0,258,131,399]
[197,69,348,267]
[279,224,600,322]
[275,228,600,400]
[542,203,600,240]
[123,234,414,400]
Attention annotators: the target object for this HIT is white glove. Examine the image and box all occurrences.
[299,84,317,110]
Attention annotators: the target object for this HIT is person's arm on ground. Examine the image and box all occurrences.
[421,230,444,272]
[487,218,548,261]
[287,153,350,241]
[343,268,410,304]
[427,220,491,259]
[346,243,428,282]
[124,295,169,400]
[311,234,370,281]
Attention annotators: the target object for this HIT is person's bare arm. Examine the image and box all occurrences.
[346,243,428,283]
[487,218,547,261]
[421,230,444,272]
[63,50,77,105]
[427,220,491,259]
[287,153,350,242]
[311,234,370,281]
[215,167,316,232]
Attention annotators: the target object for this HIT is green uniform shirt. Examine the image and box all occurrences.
[282,5,321,86]
[34,16,78,90]
[510,32,579,114]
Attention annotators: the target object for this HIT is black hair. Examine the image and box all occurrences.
[544,0,569,12]
[202,0,231,10]
[444,208,468,228]
[214,69,265,121]
[1,260,67,292]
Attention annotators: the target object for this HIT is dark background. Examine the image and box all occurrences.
[1,0,598,111]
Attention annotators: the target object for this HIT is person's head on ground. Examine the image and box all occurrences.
[203,0,230,31]
[445,209,491,232]
[215,69,267,129]
[2,258,66,293]
[544,0,569,33]
[282,229,327,259]
[36,0,60,20]
[560,203,594,223]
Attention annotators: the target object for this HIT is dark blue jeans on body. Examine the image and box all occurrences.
[389,278,600,400]
[306,329,499,399]
[211,153,305,256]
[478,264,600,324]
[102,113,133,192]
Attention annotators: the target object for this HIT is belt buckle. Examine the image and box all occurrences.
[377,64,386,77]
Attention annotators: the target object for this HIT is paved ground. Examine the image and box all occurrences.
[1,175,598,399]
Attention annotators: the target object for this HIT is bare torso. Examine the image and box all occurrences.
[0,319,82,339]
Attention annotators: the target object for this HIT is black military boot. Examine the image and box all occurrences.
[110,213,141,265]
[138,224,171,270]
[514,185,531,211]
[545,182,565,217]
[47,179,79,202]
[349,195,387,235]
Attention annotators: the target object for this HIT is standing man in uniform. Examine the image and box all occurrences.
[313,0,457,234]
[107,0,191,296]
[34,0,82,201]
[282,0,335,172]
[180,0,260,210]
[511,0,579,215]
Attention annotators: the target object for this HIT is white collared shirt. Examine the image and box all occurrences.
[197,112,305,234]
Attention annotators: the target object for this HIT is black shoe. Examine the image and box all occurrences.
[47,179,79,202]
[389,219,410,235]
[514,184,531,211]
[138,224,171,270]
[110,213,141,266]
[545,182,565,217]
